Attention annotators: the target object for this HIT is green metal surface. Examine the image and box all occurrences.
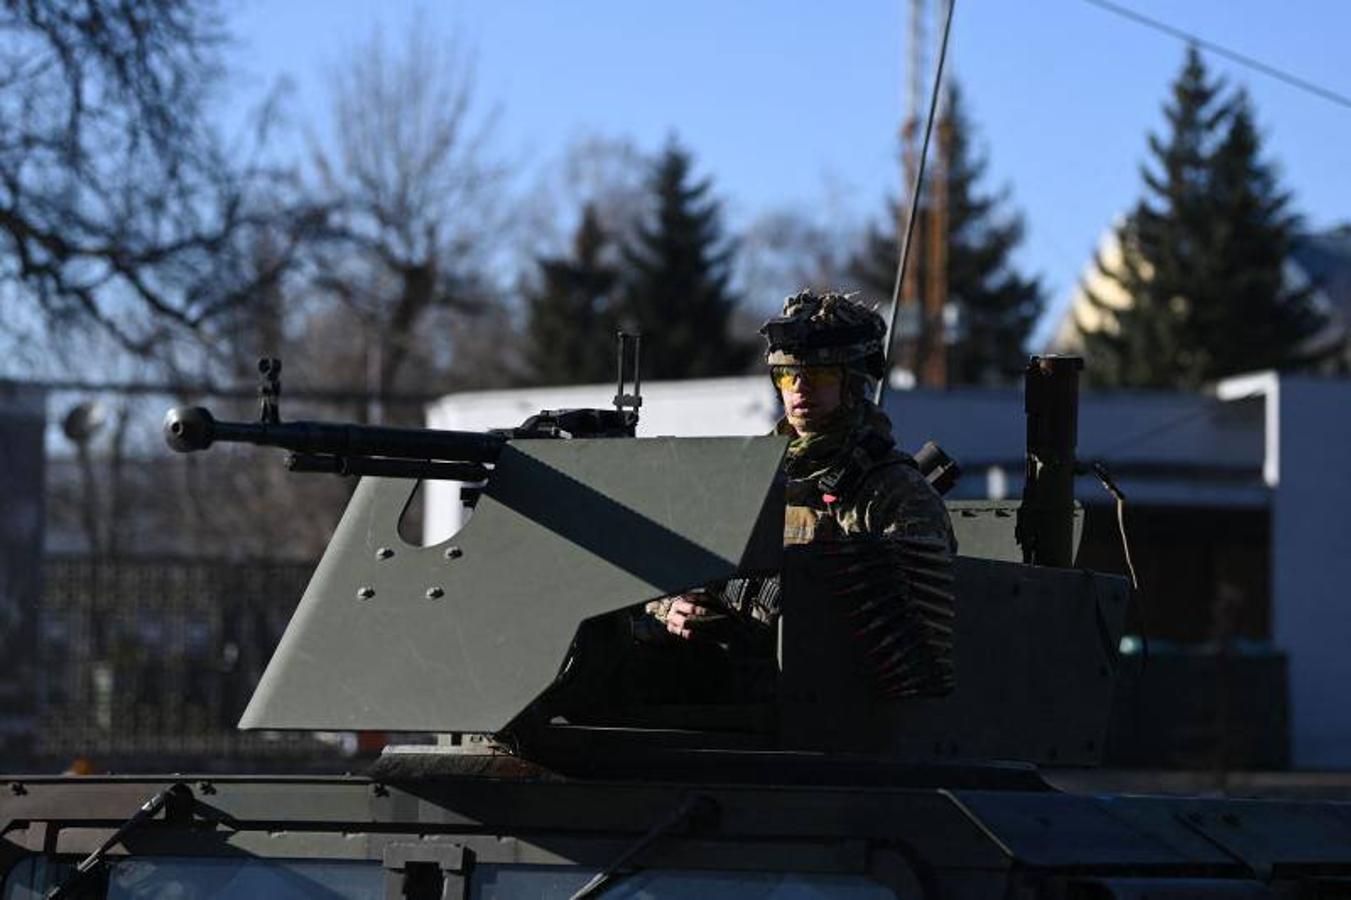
[949,500,1083,564]
[241,436,786,733]
[779,554,1129,764]
[7,775,1351,897]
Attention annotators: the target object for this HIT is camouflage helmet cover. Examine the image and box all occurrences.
[760,290,887,378]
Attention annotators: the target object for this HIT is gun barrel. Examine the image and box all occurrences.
[286,452,490,482]
[164,406,506,464]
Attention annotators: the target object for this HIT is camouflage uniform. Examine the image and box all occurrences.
[764,290,952,548]
[647,290,955,635]
[777,404,955,549]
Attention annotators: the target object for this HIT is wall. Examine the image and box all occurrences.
[1270,378,1351,767]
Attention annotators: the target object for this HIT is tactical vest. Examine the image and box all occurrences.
[783,429,917,546]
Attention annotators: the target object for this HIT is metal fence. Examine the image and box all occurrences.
[36,556,351,767]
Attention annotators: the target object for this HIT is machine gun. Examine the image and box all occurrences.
[164,335,970,499]
[162,341,1126,771]
[162,333,644,480]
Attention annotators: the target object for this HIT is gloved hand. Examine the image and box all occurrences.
[664,592,725,640]
[636,587,770,654]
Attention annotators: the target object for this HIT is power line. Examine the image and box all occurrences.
[1082,0,1351,112]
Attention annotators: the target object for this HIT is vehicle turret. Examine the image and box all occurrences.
[156,351,1126,775]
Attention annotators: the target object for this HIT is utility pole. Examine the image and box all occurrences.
[897,0,927,381]
[921,0,952,389]
[878,0,956,404]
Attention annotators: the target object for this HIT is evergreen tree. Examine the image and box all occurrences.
[852,83,1045,385]
[618,139,754,379]
[1199,91,1321,377]
[1083,47,1229,388]
[524,204,620,384]
[1083,48,1322,388]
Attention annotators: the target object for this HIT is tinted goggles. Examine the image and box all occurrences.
[770,364,844,390]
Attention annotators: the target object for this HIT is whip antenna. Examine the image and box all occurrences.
[876,0,957,406]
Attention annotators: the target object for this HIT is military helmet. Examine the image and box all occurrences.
[759,290,887,381]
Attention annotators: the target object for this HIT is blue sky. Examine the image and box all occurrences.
[228,1,1351,344]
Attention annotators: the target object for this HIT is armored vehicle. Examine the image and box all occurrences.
[5,355,1351,899]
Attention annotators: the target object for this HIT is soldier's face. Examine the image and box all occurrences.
[775,365,844,435]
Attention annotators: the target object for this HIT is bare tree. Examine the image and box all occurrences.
[735,207,857,312]
[731,171,863,311]
[0,0,323,366]
[308,18,510,418]
[523,136,650,261]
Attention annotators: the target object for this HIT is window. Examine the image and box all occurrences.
[3,856,384,900]
[470,865,895,899]
[5,856,896,899]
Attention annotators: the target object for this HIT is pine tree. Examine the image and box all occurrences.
[1083,48,1322,388]
[852,83,1045,385]
[618,139,754,379]
[1083,46,1228,388]
[524,204,620,385]
[1200,91,1321,376]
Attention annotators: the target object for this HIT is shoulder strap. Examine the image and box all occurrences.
[817,430,916,506]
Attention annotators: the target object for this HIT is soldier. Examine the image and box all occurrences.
[657,289,956,643]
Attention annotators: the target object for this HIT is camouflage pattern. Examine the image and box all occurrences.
[782,452,954,547]
[645,577,780,644]
[646,594,679,623]
[646,290,953,635]
[646,404,955,633]
[778,408,956,551]
[760,290,886,378]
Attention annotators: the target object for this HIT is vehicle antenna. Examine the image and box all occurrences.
[876,0,957,406]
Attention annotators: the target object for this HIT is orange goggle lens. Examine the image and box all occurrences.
[771,365,843,390]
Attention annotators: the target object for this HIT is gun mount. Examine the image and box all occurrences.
[155,352,1129,772]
